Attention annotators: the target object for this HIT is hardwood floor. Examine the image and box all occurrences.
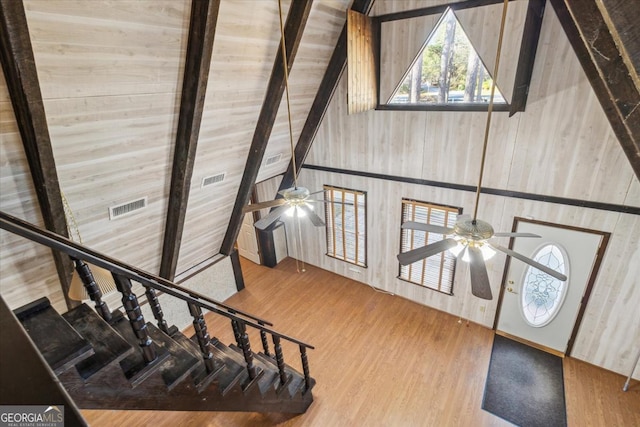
[83,257,640,426]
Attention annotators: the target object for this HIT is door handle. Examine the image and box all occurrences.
[507,287,518,294]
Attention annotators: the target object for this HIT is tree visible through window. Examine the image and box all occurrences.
[399,199,460,294]
[324,186,366,267]
[388,8,506,105]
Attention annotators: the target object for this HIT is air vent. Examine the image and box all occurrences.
[108,197,147,220]
[264,153,282,166]
[201,172,226,188]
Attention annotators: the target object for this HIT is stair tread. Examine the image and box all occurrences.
[181,334,248,395]
[111,317,171,387]
[221,343,281,394]
[63,303,134,380]
[146,325,200,390]
[14,297,94,374]
[254,351,307,397]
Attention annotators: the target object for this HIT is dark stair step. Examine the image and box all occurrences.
[170,331,222,392]
[111,314,171,388]
[145,325,200,391]
[185,334,250,395]
[225,343,280,395]
[253,351,312,398]
[62,303,134,380]
[14,297,94,375]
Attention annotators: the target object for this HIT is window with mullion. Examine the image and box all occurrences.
[325,186,366,267]
[399,199,460,294]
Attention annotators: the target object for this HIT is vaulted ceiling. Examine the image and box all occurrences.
[0,0,638,303]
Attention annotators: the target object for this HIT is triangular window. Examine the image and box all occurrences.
[388,8,506,105]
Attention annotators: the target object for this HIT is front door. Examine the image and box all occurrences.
[496,219,605,355]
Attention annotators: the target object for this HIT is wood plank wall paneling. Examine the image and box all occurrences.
[178,0,350,273]
[21,0,191,278]
[0,73,64,312]
[347,10,377,114]
[294,3,640,377]
[256,0,352,183]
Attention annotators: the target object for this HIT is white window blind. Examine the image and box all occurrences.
[324,186,366,267]
[399,199,459,294]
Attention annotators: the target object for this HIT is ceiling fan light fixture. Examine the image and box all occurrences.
[448,239,466,257]
[479,242,497,260]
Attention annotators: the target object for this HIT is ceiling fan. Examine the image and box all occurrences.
[242,0,336,231]
[397,0,567,300]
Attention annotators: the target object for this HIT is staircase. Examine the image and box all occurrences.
[1,211,315,414]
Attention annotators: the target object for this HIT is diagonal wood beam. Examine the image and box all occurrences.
[220,0,314,255]
[277,0,375,194]
[0,0,76,309]
[160,0,220,280]
[550,0,640,180]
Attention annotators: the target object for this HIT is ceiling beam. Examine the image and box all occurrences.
[160,0,220,280]
[220,0,314,255]
[277,0,375,194]
[0,0,76,309]
[550,0,640,180]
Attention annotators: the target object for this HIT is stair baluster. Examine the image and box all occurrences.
[112,274,157,363]
[237,322,257,380]
[300,345,311,391]
[259,322,271,357]
[188,303,217,373]
[74,259,112,322]
[272,335,287,385]
[144,287,169,334]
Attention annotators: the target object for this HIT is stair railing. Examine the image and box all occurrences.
[1,211,314,390]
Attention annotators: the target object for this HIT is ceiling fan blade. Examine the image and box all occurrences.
[401,221,454,235]
[467,247,493,300]
[254,204,289,230]
[493,232,540,238]
[299,204,325,227]
[242,198,286,213]
[397,238,458,265]
[492,244,568,281]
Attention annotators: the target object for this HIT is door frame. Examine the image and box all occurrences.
[493,217,611,356]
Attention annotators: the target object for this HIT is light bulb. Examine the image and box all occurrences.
[461,247,471,263]
[285,206,295,217]
[297,205,307,217]
[479,243,496,260]
[449,241,466,257]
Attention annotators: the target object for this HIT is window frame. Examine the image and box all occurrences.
[373,0,544,114]
[324,185,367,267]
[398,198,462,295]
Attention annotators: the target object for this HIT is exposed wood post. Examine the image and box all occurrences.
[276,0,375,194]
[229,249,245,291]
[160,0,220,281]
[220,0,314,255]
[0,0,76,309]
[550,0,640,180]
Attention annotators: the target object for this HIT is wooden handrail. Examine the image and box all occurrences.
[0,211,314,350]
